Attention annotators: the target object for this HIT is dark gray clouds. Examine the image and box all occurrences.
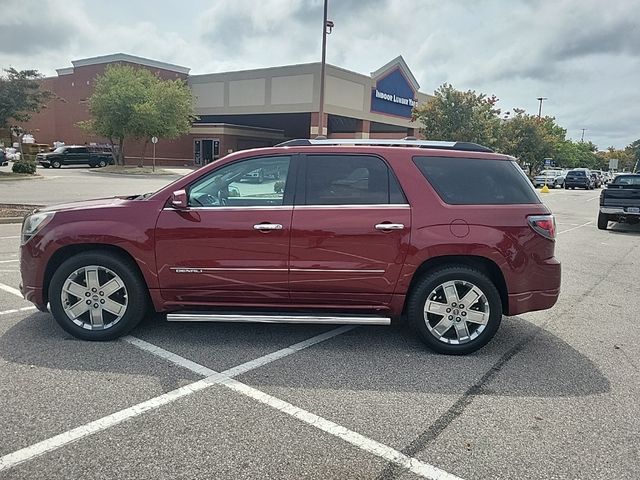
[1,0,639,148]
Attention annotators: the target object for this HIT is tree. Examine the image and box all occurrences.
[0,68,53,150]
[627,139,640,172]
[413,83,502,149]
[81,65,196,166]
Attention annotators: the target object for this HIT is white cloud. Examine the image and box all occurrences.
[1,0,639,149]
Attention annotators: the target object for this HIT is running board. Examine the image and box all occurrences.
[166,312,391,326]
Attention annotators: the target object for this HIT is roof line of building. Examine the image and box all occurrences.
[57,53,190,75]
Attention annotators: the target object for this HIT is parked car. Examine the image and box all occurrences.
[0,149,7,166]
[241,163,283,183]
[36,145,114,169]
[590,171,603,188]
[564,168,593,189]
[598,174,640,230]
[598,171,612,184]
[533,169,565,188]
[19,138,561,355]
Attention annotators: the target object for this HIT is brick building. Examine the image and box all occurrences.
[24,53,431,166]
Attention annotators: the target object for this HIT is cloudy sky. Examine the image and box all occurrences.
[1,0,639,149]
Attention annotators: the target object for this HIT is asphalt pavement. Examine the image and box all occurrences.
[0,184,639,479]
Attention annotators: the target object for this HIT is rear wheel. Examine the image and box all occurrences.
[51,160,62,169]
[49,251,148,341]
[98,159,107,168]
[407,266,502,355]
[597,212,609,230]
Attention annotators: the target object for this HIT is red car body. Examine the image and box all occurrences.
[20,144,560,322]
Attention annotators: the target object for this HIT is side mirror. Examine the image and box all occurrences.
[170,189,188,209]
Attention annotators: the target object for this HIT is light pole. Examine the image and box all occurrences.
[317,0,333,138]
[580,128,586,142]
[536,97,547,119]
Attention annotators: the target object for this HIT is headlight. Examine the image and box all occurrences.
[21,211,55,244]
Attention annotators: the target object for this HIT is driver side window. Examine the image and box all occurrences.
[188,156,290,207]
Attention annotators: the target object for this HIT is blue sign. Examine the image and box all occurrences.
[371,67,417,118]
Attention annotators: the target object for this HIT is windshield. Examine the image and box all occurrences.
[53,147,66,153]
[612,175,640,186]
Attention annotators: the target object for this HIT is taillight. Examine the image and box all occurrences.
[528,214,556,240]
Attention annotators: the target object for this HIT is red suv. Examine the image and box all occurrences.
[19,139,560,354]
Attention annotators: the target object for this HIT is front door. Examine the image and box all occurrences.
[155,155,295,307]
[289,154,411,307]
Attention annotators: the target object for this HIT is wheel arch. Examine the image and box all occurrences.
[43,244,150,306]
[405,255,508,314]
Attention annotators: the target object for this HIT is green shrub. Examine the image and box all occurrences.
[274,181,285,194]
[12,159,37,174]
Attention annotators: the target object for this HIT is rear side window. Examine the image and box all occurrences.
[305,155,407,205]
[413,156,540,205]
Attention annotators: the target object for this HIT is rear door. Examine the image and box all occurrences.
[289,154,411,307]
[66,147,89,165]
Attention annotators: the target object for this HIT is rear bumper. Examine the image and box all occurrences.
[508,288,560,316]
[600,207,640,216]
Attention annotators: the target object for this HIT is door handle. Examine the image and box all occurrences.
[253,223,283,231]
[375,223,405,230]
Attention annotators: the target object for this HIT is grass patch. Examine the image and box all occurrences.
[92,165,172,175]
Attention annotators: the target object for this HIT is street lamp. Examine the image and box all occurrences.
[317,0,333,138]
[536,97,547,118]
[580,128,587,142]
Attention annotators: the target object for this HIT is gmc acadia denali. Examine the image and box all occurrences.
[20,139,561,354]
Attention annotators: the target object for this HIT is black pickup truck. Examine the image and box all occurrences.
[598,174,640,230]
[36,146,114,169]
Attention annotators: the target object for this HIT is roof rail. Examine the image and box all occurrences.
[275,138,493,153]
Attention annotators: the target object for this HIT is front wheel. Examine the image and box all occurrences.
[407,266,503,355]
[597,212,609,230]
[49,251,148,341]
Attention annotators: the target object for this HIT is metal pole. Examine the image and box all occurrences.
[152,141,156,173]
[536,97,547,118]
[581,128,586,142]
[317,0,328,138]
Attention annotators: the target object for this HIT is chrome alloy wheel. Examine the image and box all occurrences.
[60,265,129,330]
[423,280,490,345]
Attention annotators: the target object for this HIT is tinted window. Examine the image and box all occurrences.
[613,175,640,186]
[70,147,88,154]
[188,156,290,207]
[305,155,406,205]
[567,170,586,177]
[413,156,540,205]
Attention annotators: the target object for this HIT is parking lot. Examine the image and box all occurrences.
[1,172,639,479]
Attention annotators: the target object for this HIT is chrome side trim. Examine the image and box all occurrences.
[166,313,391,325]
[170,267,288,273]
[290,268,385,273]
[163,205,293,211]
[294,204,410,210]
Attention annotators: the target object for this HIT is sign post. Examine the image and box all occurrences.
[151,136,158,173]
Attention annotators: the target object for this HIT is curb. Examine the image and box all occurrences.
[0,217,23,224]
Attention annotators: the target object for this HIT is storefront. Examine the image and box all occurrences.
[24,54,431,166]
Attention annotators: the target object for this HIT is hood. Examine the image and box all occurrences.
[38,196,134,213]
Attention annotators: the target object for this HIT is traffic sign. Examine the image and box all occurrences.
[151,136,158,144]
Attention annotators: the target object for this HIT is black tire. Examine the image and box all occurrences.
[49,251,149,341]
[42,164,50,169]
[407,265,503,355]
[597,212,609,230]
[98,159,107,168]
[51,160,62,169]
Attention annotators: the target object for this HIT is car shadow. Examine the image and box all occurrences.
[0,313,610,398]
[606,222,640,235]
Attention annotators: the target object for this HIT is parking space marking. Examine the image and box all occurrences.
[586,196,600,202]
[125,333,460,480]
[0,259,19,264]
[558,221,593,235]
[0,282,22,297]
[0,306,36,316]
[0,236,20,240]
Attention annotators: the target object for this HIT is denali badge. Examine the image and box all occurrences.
[174,268,203,274]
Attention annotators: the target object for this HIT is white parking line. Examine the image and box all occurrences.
[0,306,37,316]
[0,259,19,264]
[125,334,460,480]
[586,196,600,202]
[0,282,23,297]
[558,221,593,235]
[0,235,20,240]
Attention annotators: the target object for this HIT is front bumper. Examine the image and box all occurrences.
[508,287,560,316]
